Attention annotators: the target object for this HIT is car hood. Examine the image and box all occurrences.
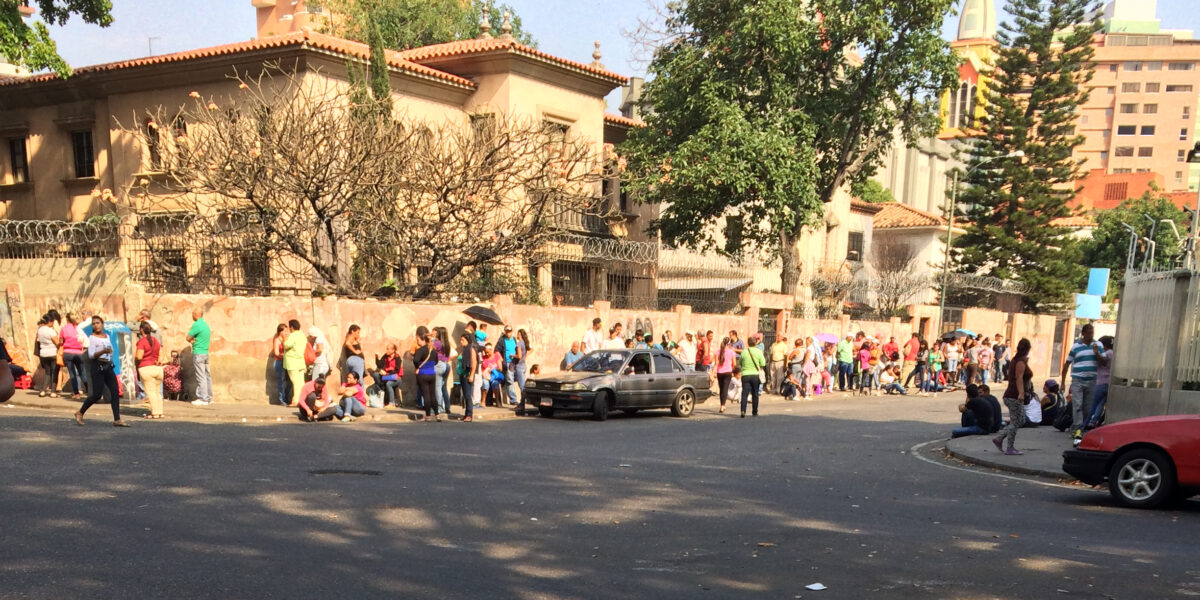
[1100,414,1200,430]
[531,371,607,384]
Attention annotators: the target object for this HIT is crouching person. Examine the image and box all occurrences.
[951,384,994,438]
[298,376,335,422]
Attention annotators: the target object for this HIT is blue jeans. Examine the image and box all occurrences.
[882,382,906,395]
[837,362,853,390]
[461,377,475,418]
[508,365,527,407]
[1070,379,1096,433]
[1086,383,1109,428]
[951,425,987,438]
[273,359,291,406]
[384,379,401,406]
[435,361,451,415]
[336,395,366,419]
[63,352,85,395]
[346,356,365,382]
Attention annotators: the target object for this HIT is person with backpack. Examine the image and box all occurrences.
[993,338,1033,455]
[738,334,767,418]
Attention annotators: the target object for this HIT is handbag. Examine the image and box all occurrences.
[304,342,317,366]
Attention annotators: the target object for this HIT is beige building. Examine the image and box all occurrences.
[0,15,650,303]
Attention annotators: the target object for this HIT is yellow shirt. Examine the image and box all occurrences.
[770,342,789,362]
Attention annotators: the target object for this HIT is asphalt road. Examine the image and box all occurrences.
[2,396,1198,600]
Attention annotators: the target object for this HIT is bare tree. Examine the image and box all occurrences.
[869,242,930,316]
[120,67,620,297]
[807,262,863,319]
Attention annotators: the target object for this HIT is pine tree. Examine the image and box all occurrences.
[953,0,1100,312]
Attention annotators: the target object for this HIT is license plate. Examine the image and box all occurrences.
[539,399,553,407]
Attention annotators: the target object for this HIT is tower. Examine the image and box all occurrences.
[939,0,1000,137]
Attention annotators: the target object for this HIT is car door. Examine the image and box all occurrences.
[652,352,683,407]
[616,352,654,407]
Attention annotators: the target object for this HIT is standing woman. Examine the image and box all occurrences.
[715,337,735,414]
[342,324,365,383]
[787,339,805,393]
[35,315,61,398]
[963,338,978,388]
[136,322,165,419]
[929,341,944,392]
[738,335,766,417]
[271,323,289,407]
[75,316,128,427]
[994,338,1032,455]
[432,327,452,416]
[60,313,86,400]
[412,333,440,422]
[801,340,818,398]
[914,340,930,395]
[512,329,531,415]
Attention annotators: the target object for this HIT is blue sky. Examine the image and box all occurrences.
[40,0,1200,110]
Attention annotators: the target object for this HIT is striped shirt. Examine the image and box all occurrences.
[1067,340,1102,381]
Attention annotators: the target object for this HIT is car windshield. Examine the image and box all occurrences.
[571,351,627,373]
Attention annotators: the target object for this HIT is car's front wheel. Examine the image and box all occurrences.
[592,392,610,421]
[671,389,695,418]
[1108,448,1176,508]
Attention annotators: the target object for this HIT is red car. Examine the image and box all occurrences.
[1062,415,1200,508]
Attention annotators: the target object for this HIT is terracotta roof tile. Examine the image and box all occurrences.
[0,30,476,89]
[398,38,627,83]
[872,202,947,229]
[604,112,643,128]
[850,199,884,214]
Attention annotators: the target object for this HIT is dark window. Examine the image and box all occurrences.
[144,120,161,170]
[160,249,188,294]
[1167,85,1194,93]
[1141,125,1156,135]
[241,252,270,291]
[1138,147,1154,157]
[1117,125,1136,135]
[628,352,651,375]
[847,231,864,262]
[1114,146,1134,157]
[653,354,675,374]
[8,137,28,183]
[71,130,94,178]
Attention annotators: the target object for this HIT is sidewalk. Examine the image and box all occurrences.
[945,425,1077,479]
[1,389,526,424]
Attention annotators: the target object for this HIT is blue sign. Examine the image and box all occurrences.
[1075,294,1102,320]
[1087,268,1110,297]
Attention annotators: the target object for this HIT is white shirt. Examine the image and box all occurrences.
[602,336,625,350]
[582,328,605,354]
[676,339,697,364]
[1024,399,1042,424]
[36,325,59,358]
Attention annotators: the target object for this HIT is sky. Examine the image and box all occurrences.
[36,0,1200,111]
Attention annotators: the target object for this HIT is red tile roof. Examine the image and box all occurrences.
[0,29,476,89]
[850,199,884,214]
[604,112,643,128]
[398,37,627,84]
[872,202,947,229]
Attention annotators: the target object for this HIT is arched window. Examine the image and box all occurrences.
[957,83,971,128]
[948,84,961,129]
[965,84,978,129]
[144,118,161,171]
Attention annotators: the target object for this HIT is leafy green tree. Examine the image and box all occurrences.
[852,179,896,204]
[622,0,959,295]
[324,0,533,50]
[1080,188,1189,299]
[1,0,113,77]
[953,0,1100,312]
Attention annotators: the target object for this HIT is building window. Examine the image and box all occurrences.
[1182,128,1190,141]
[1136,168,1151,173]
[1185,106,1192,119]
[1167,85,1194,93]
[847,231,864,262]
[1120,103,1138,114]
[1169,62,1195,71]
[1105,108,1114,119]
[1109,64,1118,72]
[1146,82,1161,93]
[1141,125,1156,135]
[1138,147,1154,157]
[1143,104,1158,114]
[70,130,95,178]
[1180,149,1188,162]
[1122,82,1141,93]
[1113,168,1133,173]
[542,120,570,157]
[1100,151,1109,162]
[1177,171,1185,183]
[1106,87,1115,95]
[8,137,29,183]
[1081,115,1089,124]
[1125,61,1142,71]
[1103,129,1111,138]
[1117,125,1136,135]
[1148,61,1163,71]
[1115,147,1135,157]
[144,119,161,170]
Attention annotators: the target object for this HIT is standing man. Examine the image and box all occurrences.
[729,330,745,353]
[768,335,789,394]
[676,331,698,371]
[697,331,714,373]
[836,335,854,392]
[186,307,213,405]
[882,336,899,368]
[498,326,520,406]
[1062,323,1106,444]
[902,333,920,387]
[604,323,625,350]
[992,334,1008,383]
[582,318,604,354]
[282,319,306,406]
[458,332,479,422]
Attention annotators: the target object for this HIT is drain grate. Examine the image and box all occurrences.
[308,469,382,477]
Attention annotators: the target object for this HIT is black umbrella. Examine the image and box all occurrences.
[463,305,504,326]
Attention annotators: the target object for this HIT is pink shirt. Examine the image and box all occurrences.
[61,322,84,353]
[715,348,736,374]
[858,348,871,370]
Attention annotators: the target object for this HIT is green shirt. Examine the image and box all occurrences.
[738,347,766,376]
[282,329,306,371]
[187,318,211,355]
[836,340,853,363]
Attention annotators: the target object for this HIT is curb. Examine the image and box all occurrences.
[943,442,1069,480]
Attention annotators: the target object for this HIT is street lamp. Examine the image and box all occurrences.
[936,150,1025,338]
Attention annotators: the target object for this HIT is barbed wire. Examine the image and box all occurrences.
[936,272,1029,295]
[543,232,661,264]
[0,219,120,245]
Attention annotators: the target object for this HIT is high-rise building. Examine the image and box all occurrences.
[252,0,332,38]
[1077,0,1200,192]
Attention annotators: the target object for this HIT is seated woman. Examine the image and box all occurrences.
[1040,379,1065,425]
[372,343,403,407]
[297,376,333,422]
[479,343,505,407]
[879,366,907,395]
[336,371,367,422]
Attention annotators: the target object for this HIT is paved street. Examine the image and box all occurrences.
[2,395,1198,600]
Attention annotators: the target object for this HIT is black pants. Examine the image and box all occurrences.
[417,373,439,416]
[80,362,120,421]
[39,356,59,393]
[717,373,732,406]
[740,374,761,415]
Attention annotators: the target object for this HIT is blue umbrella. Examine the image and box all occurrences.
[954,328,977,338]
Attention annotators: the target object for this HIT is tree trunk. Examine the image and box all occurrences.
[779,229,802,297]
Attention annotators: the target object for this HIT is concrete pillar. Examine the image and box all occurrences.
[536,264,553,306]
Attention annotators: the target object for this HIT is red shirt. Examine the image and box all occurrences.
[882,342,899,360]
[136,336,160,368]
[904,338,920,361]
[697,339,712,366]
